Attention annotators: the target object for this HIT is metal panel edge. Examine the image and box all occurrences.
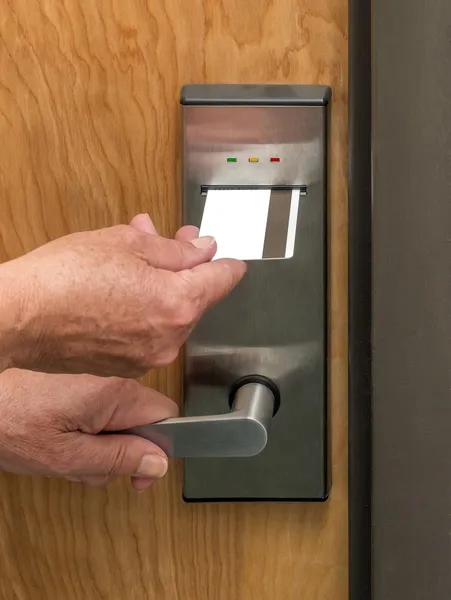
[180,84,331,106]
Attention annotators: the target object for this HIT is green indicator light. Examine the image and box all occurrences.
[227,157,237,163]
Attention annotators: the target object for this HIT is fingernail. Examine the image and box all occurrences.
[191,236,215,249]
[136,455,168,478]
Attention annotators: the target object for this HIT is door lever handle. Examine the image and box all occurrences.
[121,382,275,458]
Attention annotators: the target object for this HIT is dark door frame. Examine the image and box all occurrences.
[348,0,371,598]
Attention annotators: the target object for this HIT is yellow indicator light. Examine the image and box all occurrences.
[248,157,259,163]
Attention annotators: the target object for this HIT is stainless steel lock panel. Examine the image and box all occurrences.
[181,84,331,502]
[110,85,329,500]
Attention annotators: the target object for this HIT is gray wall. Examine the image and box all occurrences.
[372,0,451,598]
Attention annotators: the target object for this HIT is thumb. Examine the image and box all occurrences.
[70,432,169,479]
[66,380,178,479]
[129,215,213,271]
[128,229,218,271]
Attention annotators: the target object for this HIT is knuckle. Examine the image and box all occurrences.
[109,376,140,395]
[52,451,77,478]
[108,224,139,247]
[172,240,187,263]
[129,356,153,378]
[174,303,198,328]
[90,376,141,408]
[153,347,180,368]
[163,285,199,329]
[48,435,86,478]
[107,444,129,476]
[117,224,135,237]
[108,354,151,379]
[154,237,186,265]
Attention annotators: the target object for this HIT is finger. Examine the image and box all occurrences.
[130,213,158,234]
[79,475,111,487]
[70,474,155,490]
[180,258,248,312]
[99,380,179,432]
[131,232,217,271]
[68,431,169,479]
[66,474,117,487]
[129,215,199,242]
[131,476,155,491]
[174,225,199,242]
[70,378,177,481]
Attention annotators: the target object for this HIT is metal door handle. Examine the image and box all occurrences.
[121,382,275,458]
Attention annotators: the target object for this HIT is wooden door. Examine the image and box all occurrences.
[0,1,348,598]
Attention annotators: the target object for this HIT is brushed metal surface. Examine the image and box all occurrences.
[122,383,274,458]
[182,95,329,501]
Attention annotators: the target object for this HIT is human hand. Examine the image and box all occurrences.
[0,214,247,377]
[0,368,178,491]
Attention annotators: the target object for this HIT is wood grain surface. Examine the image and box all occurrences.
[0,1,348,598]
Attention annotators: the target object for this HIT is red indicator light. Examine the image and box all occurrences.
[270,157,280,162]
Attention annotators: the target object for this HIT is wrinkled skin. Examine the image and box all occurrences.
[0,214,247,377]
[0,368,177,491]
[0,215,247,489]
